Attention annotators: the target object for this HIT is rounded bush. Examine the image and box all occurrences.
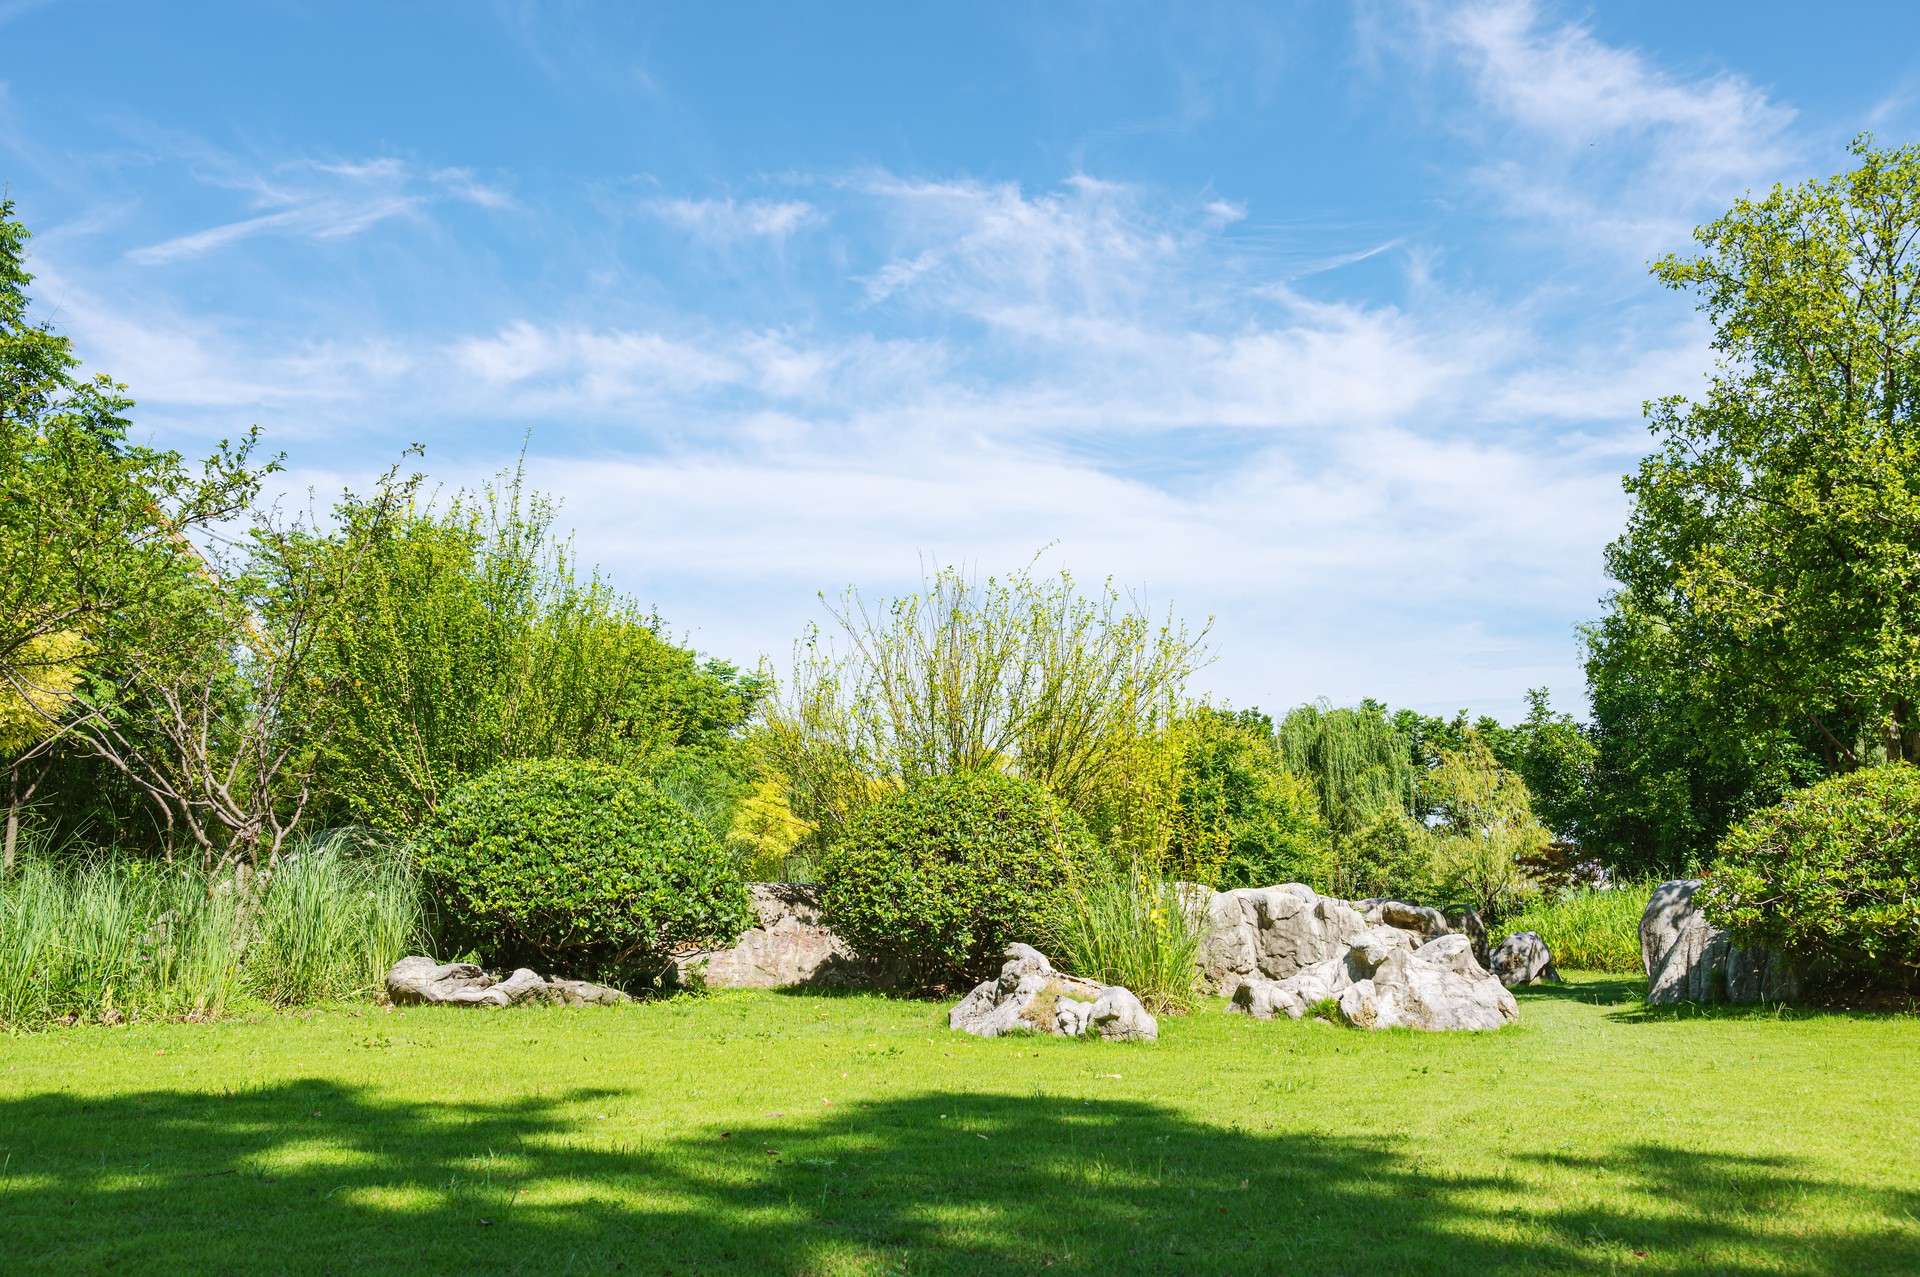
[819,771,1093,988]
[1700,763,1920,991]
[417,758,750,981]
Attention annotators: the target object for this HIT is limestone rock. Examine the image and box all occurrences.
[1488,931,1562,987]
[1355,898,1452,940]
[1227,931,1517,1031]
[1641,879,1799,1005]
[949,944,1158,1042]
[662,883,892,990]
[1201,884,1368,990]
[384,956,629,1008]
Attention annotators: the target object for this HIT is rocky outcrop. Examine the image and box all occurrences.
[1641,879,1799,1005]
[949,944,1158,1042]
[661,883,892,991]
[1488,931,1562,987]
[385,957,629,1007]
[1201,884,1369,990]
[1228,928,1518,1031]
[1444,906,1490,969]
[1355,898,1452,939]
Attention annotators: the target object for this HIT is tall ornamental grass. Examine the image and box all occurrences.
[1052,861,1208,1014]
[0,836,424,1030]
[1502,882,1651,973]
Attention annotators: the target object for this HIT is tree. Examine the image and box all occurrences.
[0,200,266,868]
[1275,701,1416,849]
[1423,735,1549,918]
[760,561,1207,853]
[1606,137,1920,774]
[1162,706,1332,889]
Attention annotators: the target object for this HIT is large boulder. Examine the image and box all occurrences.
[1201,884,1369,990]
[661,883,893,990]
[1354,898,1452,940]
[949,944,1158,1042]
[1488,931,1562,987]
[1641,879,1800,1005]
[385,957,628,1007]
[1227,929,1518,1031]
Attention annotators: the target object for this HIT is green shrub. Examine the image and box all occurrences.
[1051,860,1206,1014]
[1501,884,1650,973]
[819,771,1092,988]
[1700,764,1920,991]
[417,758,751,981]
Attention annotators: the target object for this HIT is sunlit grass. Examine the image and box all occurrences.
[2,975,1915,1274]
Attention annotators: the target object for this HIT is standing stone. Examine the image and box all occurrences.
[1640,879,1799,1005]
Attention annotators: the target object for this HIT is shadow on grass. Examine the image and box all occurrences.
[3,1082,1916,1276]
[1511,975,1646,1007]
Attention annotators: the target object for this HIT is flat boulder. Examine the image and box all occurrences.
[1641,879,1799,1005]
[385,956,629,1008]
[949,944,1158,1042]
[1488,931,1562,987]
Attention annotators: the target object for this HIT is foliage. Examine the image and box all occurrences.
[309,472,763,833]
[1701,763,1920,991]
[1502,884,1650,973]
[1277,701,1416,849]
[1605,137,1920,775]
[0,200,272,867]
[1165,707,1333,889]
[1422,736,1549,918]
[724,772,814,881]
[1581,607,1823,878]
[1331,810,1437,902]
[0,832,421,1030]
[818,771,1092,988]
[1049,860,1207,1014]
[416,758,750,981]
[761,562,1206,855]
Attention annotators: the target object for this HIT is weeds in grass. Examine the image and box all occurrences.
[0,831,424,1029]
[1503,882,1652,972]
[1051,860,1207,1014]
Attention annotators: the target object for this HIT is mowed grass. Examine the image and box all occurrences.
[2,976,1917,1275]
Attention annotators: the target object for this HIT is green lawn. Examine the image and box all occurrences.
[2,975,1916,1275]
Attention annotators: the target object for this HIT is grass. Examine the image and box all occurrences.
[1051,863,1207,1014]
[2,974,1916,1274]
[1502,883,1653,973]
[0,840,423,1029]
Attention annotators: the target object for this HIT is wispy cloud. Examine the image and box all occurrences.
[127,155,509,265]
[646,196,818,242]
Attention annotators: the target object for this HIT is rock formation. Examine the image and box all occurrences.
[1641,879,1799,1005]
[1488,931,1562,987]
[949,944,1159,1042]
[660,883,894,991]
[1227,925,1519,1031]
[385,957,628,1007]
[1201,883,1369,990]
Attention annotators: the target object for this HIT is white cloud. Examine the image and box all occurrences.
[646,196,818,242]
[126,154,508,264]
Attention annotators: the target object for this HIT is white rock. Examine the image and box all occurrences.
[1201,883,1368,990]
[1641,879,1799,1005]
[1226,931,1517,1031]
[1488,931,1561,987]
[948,945,1158,1042]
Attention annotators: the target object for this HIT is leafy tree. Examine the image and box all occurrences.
[1163,706,1332,889]
[1275,701,1416,850]
[1422,735,1549,918]
[1606,137,1920,774]
[0,200,270,867]
[761,561,1206,853]
[306,470,761,832]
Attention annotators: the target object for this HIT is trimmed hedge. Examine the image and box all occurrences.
[418,758,750,981]
[819,771,1093,988]
[1700,763,1920,991]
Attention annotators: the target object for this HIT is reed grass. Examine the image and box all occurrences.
[1051,860,1208,1014]
[0,832,424,1030]
[1502,881,1651,973]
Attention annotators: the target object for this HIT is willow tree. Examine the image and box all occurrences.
[1276,701,1416,846]
[1603,137,1920,773]
[759,561,1209,853]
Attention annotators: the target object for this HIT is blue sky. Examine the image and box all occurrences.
[5,1,1917,721]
